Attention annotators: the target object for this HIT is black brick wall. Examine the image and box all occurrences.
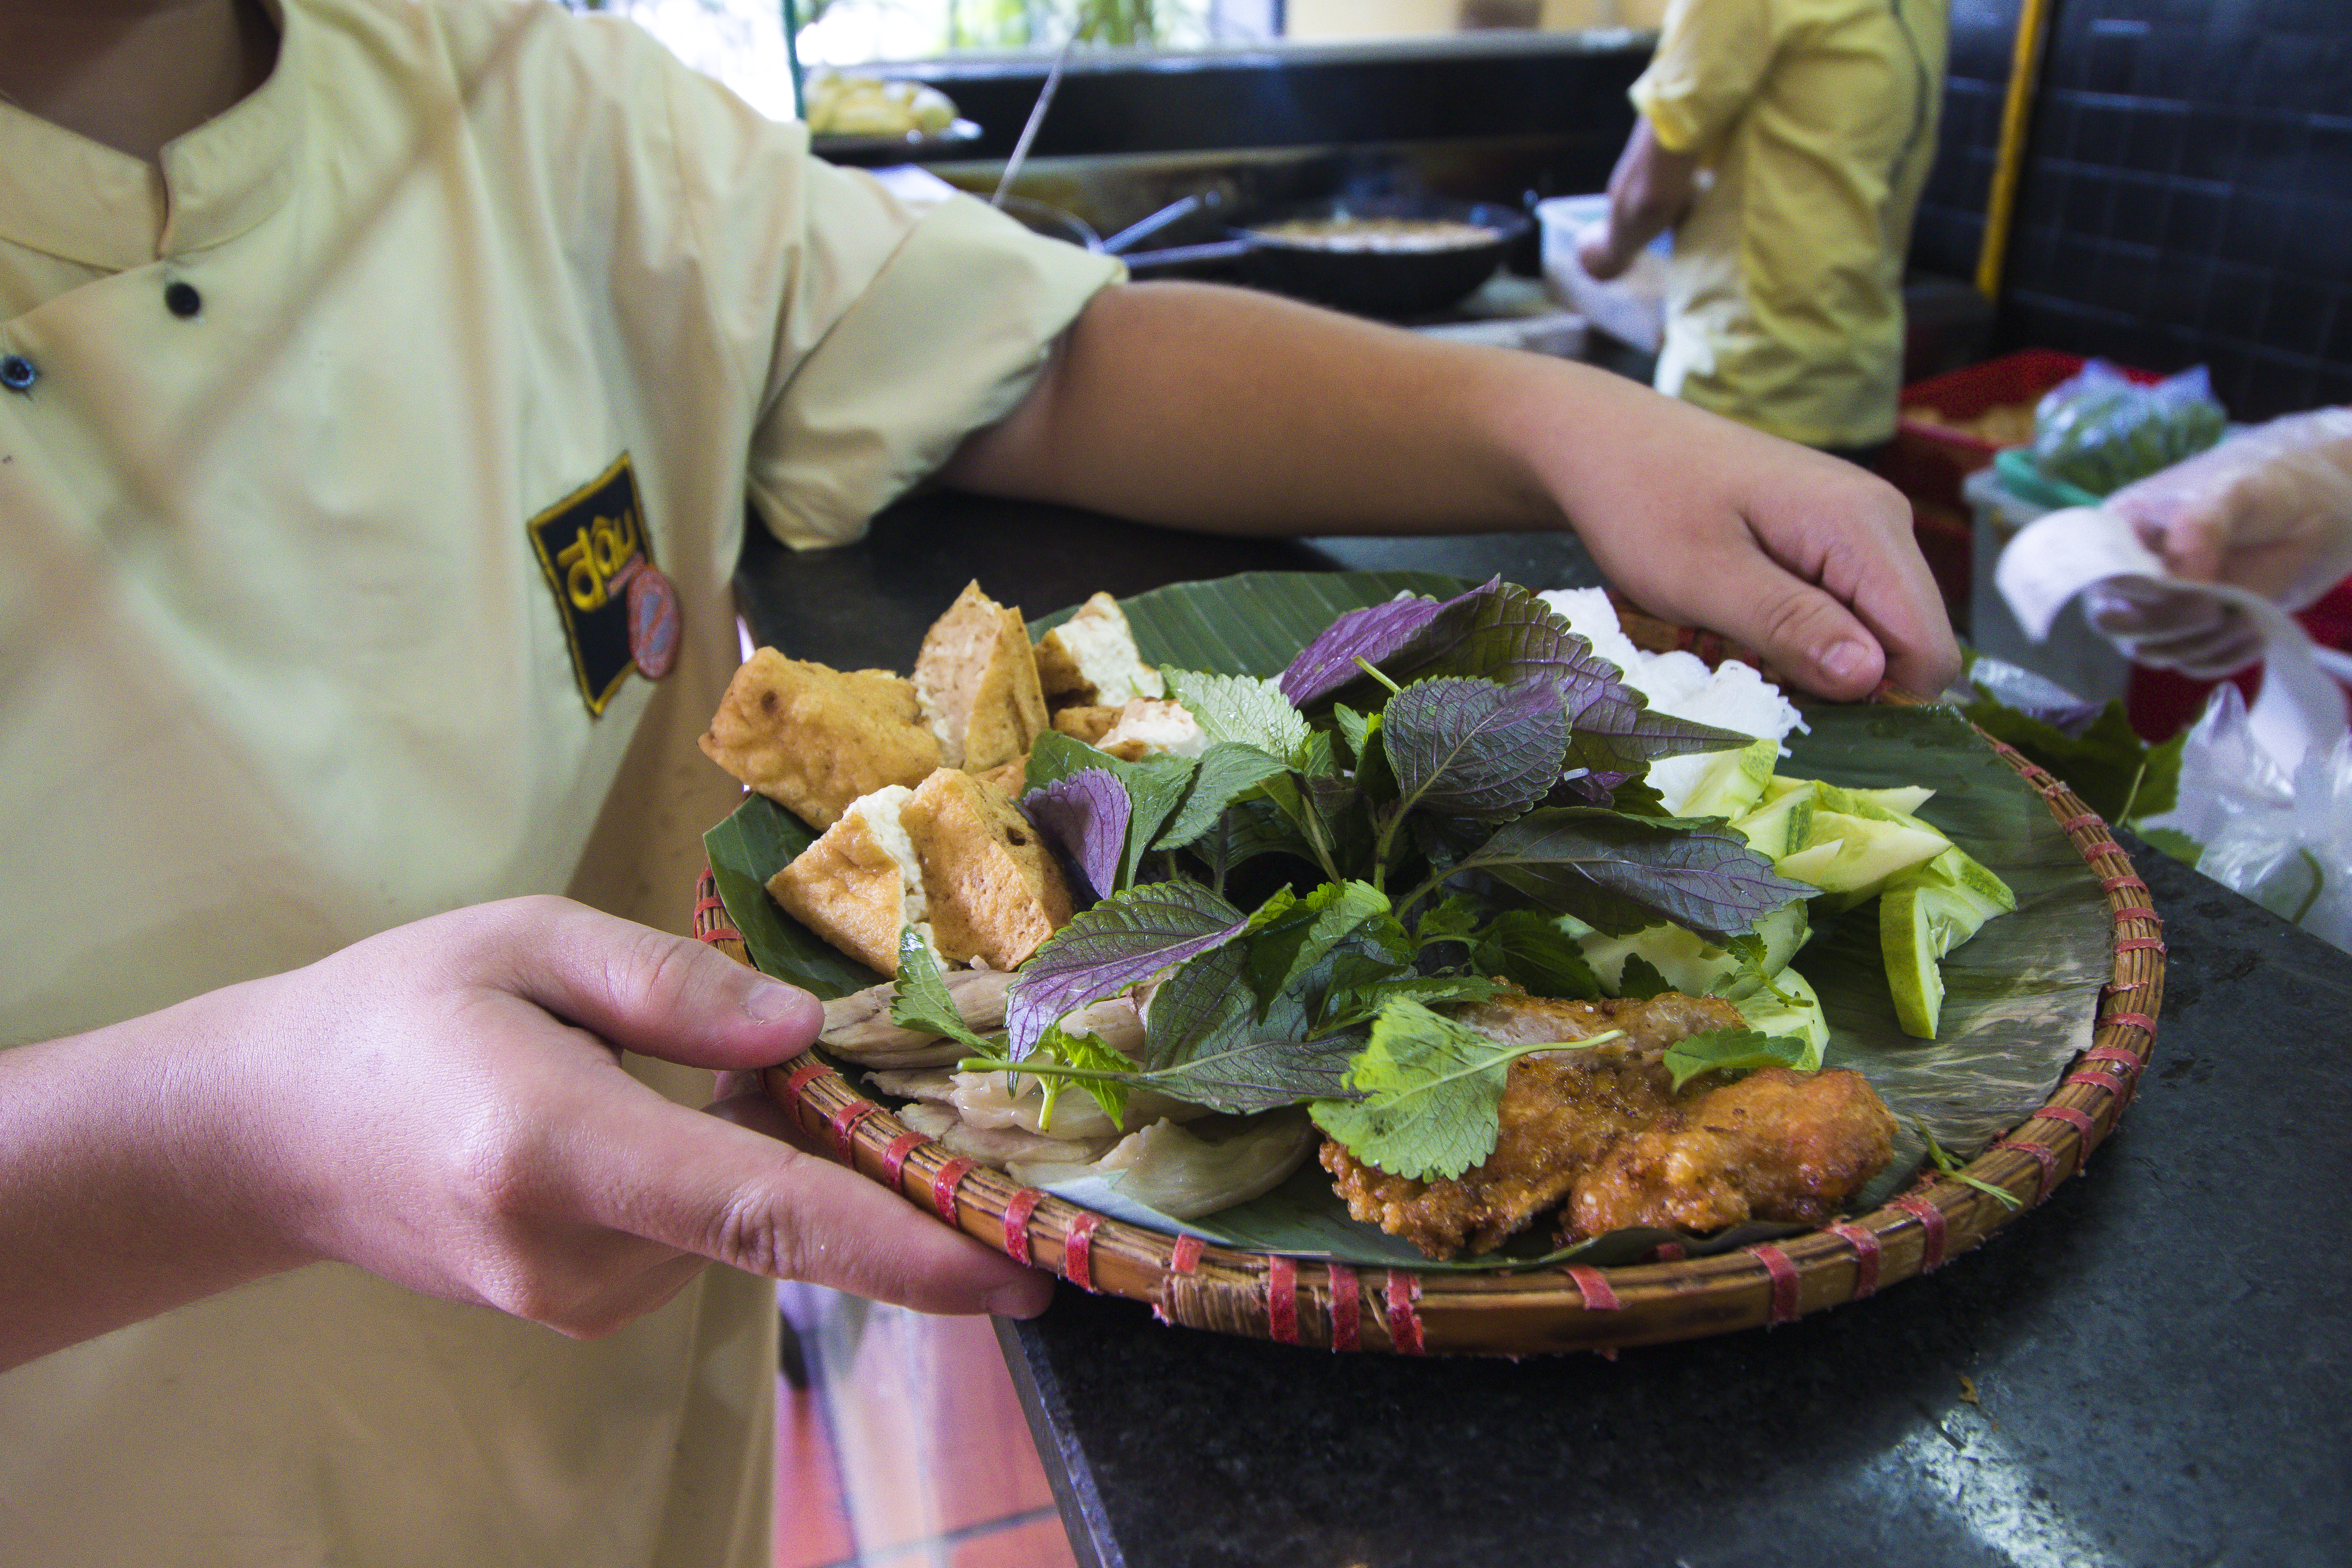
[1911,0,2352,419]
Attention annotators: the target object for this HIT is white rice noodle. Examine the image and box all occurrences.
[1007,1111,1320,1220]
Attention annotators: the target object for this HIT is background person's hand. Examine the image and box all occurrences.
[2104,407,2352,609]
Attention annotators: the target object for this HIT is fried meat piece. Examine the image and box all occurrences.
[1320,992,1747,1259]
[1561,1065,1897,1243]
[698,650,941,828]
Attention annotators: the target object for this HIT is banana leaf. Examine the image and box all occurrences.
[704,571,2116,1268]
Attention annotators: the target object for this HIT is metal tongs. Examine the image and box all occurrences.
[990,33,1078,208]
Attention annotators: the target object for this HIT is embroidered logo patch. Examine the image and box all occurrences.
[527,453,681,716]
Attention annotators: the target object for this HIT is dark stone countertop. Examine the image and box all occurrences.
[737,494,2352,1568]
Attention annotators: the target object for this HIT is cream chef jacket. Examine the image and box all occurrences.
[0,0,1118,1562]
[1632,0,1949,449]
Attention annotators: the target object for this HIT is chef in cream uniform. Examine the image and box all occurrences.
[0,0,1116,1561]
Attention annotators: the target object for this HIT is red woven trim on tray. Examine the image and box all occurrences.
[1825,1221,1880,1298]
[1650,1242,1687,1263]
[1565,1264,1620,1312]
[2065,1069,2135,1109]
[1891,1194,1950,1270]
[2110,905,2162,924]
[1994,1136,2061,1194]
[695,924,744,946]
[928,1157,975,1228]
[2055,812,2105,833]
[1169,1234,1204,1275]
[2113,937,2168,954]
[1267,1255,1299,1345]
[2082,1044,2147,1071]
[2032,1102,2099,1139]
[1063,1212,1101,1292]
[880,1131,926,1184]
[1001,1188,1044,1267]
[1329,1265,1361,1353]
[2102,1012,2159,1036]
[1750,1244,1801,1324]
[827,1100,876,1161]
[1385,1271,1425,1356]
[2100,875,2150,895]
[781,1060,831,1097]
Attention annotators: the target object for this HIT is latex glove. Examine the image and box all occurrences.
[2086,407,2352,673]
[2,898,1051,1370]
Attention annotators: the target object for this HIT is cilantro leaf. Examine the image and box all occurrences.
[1443,806,1813,945]
[1005,881,1250,1055]
[1381,676,1571,821]
[1309,998,1617,1181]
[1163,668,1311,764]
[1469,910,1602,999]
[887,928,995,1051]
[1029,1021,1138,1129]
[1660,1027,1809,1091]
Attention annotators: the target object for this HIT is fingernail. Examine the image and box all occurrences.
[743,981,813,1026]
[1820,640,1870,682]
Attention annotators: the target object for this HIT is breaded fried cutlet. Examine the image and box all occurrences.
[698,650,940,829]
[1560,1065,1897,1242]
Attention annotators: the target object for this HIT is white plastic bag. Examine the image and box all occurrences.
[2138,683,2352,953]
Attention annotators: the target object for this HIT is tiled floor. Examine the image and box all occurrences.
[775,1291,1081,1568]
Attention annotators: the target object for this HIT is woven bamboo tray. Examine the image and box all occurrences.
[696,611,2164,1355]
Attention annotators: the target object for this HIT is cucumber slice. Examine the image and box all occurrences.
[1733,965,1828,1069]
[1672,736,1779,824]
[1731,780,1817,860]
[1895,844,2018,921]
[1782,810,1951,909]
[1881,878,2007,1039]
[1569,902,1810,1001]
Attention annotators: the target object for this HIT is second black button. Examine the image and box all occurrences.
[165,282,202,318]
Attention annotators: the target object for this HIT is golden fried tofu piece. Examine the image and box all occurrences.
[913,582,1048,772]
[1050,705,1122,745]
[899,768,1071,970]
[1033,592,1164,709]
[1561,1065,1896,1242]
[766,785,927,975]
[974,754,1030,796]
[699,650,941,829]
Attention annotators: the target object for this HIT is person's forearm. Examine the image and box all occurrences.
[0,989,306,1370]
[944,279,1645,536]
[1579,119,1697,280]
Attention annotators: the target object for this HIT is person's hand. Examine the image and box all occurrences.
[213,897,1051,1337]
[1529,390,1960,700]
[1576,219,1632,282]
[2104,407,2352,606]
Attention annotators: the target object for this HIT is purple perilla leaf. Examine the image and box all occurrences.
[1020,769,1130,904]
[1004,880,1250,1056]
[1445,807,1814,946]
[1277,592,1452,707]
[1382,676,1570,821]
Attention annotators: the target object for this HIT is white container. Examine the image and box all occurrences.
[1536,193,1670,354]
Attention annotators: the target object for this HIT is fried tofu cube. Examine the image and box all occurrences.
[699,650,941,829]
[1033,592,1164,709]
[913,581,1048,772]
[899,768,1071,970]
[765,785,930,976]
[1050,704,1122,745]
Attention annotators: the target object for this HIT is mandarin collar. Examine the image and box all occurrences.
[0,0,300,271]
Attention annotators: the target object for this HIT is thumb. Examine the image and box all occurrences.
[1693,557,1888,701]
[484,897,824,1071]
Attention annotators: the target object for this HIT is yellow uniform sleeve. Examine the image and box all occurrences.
[625,31,1122,550]
[1629,0,1776,158]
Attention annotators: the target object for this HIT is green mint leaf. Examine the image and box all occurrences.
[1309,998,1613,1181]
[1164,668,1312,765]
[1331,704,1378,766]
[1412,894,1485,951]
[1616,953,1672,1000]
[1382,676,1571,822]
[1141,940,1254,1072]
[1446,806,1813,945]
[1660,1027,1808,1092]
[1243,880,1402,1014]
[1153,741,1291,854]
[1318,973,1513,1032]
[1469,910,1603,999]
[887,928,994,1051]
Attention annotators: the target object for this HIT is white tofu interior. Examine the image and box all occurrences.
[1056,603,1164,706]
[844,784,933,946]
[1099,698,1207,759]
